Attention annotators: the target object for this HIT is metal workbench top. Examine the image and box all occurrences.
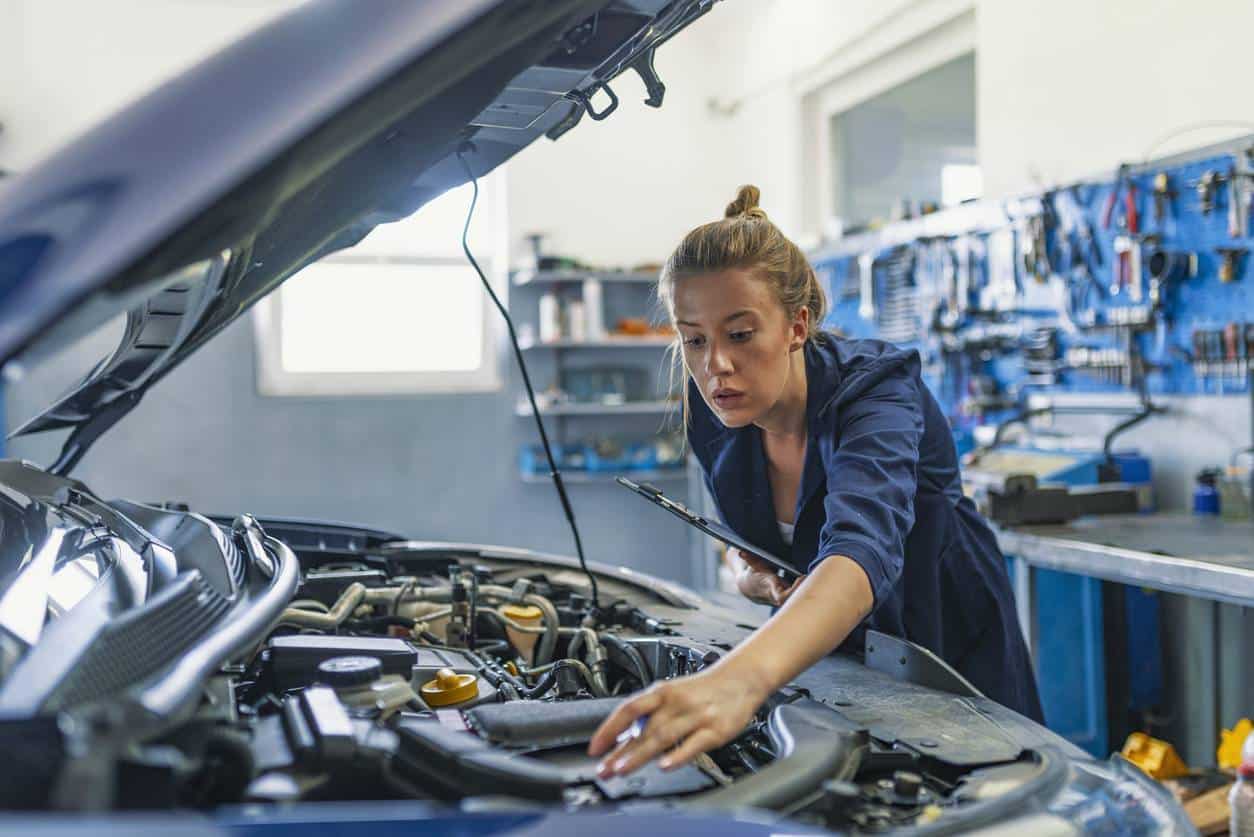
[994,513,1254,607]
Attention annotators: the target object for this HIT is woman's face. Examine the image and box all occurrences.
[673,269,807,428]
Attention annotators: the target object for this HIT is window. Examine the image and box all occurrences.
[829,53,978,227]
[253,171,505,395]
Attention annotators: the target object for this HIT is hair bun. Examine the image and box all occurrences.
[724,184,767,220]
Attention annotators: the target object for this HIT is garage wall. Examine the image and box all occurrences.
[669,0,1254,239]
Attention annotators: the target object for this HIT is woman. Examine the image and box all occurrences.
[588,185,1042,779]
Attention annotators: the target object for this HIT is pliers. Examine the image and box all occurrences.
[1102,163,1139,234]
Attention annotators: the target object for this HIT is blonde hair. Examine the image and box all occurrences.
[658,184,828,429]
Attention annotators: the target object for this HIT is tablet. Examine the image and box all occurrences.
[615,476,802,580]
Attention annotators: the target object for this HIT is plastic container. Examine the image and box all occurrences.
[567,299,586,342]
[1231,762,1254,835]
[582,278,606,340]
[500,603,543,664]
[1194,468,1221,516]
[538,292,561,343]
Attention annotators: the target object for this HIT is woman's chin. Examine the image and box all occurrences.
[713,405,757,428]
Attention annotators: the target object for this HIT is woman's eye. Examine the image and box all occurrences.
[683,335,706,348]
[729,330,754,342]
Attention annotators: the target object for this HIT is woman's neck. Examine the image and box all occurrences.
[754,346,808,439]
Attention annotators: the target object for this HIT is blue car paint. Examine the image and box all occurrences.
[0,806,824,836]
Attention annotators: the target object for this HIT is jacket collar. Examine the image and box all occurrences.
[698,336,843,552]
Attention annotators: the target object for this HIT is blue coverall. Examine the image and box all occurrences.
[688,333,1044,721]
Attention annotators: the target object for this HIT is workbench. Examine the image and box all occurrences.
[994,513,1254,650]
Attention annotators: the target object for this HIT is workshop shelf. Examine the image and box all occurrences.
[518,336,673,350]
[511,269,658,286]
[518,468,686,485]
[515,400,676,417]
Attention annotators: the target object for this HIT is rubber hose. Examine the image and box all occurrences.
[278,582,366,629]
[600,634,651,686]
[686,730,867,812]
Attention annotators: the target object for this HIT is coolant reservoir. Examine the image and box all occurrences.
[500,603,543,664]
[317,655,417,719]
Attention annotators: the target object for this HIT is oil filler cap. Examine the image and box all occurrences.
[317,655,383,688]
[421,667,479,706]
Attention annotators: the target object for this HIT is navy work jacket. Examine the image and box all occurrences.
[689,334,1044,722]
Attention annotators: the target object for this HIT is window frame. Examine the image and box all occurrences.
[796,3,976,236]
[252,171,506,397]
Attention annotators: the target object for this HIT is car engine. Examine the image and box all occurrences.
[0,465,1188,833]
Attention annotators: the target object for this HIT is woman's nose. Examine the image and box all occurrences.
[706,340,734,376]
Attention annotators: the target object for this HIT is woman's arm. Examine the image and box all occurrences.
[587,553,872,777]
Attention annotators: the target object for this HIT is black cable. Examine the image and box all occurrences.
[456,146,601,610]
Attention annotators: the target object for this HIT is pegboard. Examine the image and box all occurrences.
[809,136,1254,436]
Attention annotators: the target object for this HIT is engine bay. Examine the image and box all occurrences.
[99,531,1059,833]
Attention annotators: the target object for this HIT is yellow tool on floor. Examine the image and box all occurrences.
[1121,732,1189,780]
[1219,718,1254,769]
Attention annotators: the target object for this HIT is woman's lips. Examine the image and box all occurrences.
[712,388,746,409]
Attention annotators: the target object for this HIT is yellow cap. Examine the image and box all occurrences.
[420,668,479,707]
[501,604,543,624]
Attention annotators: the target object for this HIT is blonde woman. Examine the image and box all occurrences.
[589,186,1041,778]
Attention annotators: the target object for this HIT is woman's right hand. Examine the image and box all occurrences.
[731,548,803,606]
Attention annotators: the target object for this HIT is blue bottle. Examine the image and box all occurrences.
[1194,468,1222,516]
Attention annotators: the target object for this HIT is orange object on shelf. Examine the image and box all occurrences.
[614,317,650,335]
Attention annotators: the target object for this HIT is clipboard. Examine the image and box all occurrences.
[615,476,802,580]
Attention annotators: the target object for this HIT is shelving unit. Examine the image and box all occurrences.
[519,468,685,485]
[509,266,687,490]
[516,400,676,417]
[512,269,658,286]
[519,337,673,350]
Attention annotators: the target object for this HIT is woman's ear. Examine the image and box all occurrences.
[789,308,810,351]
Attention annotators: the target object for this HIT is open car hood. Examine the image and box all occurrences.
[0,0,713,473]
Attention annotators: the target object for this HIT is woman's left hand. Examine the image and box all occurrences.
[587,665,768,778]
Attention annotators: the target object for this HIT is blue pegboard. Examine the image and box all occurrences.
[811,139,1254,413]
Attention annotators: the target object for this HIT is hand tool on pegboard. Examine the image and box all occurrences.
[1194,169,1224,216]
[1230,148,1254,239]
[1217,247,1248,283]
[1103,164,1139,231]
[1104,164,1141,299]
[1152,172,1175,227]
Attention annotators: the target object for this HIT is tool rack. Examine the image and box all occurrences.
[809,134,1254,439]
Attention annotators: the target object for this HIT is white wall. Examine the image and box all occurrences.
[595,0,1254,242]
[977,0,1254,197]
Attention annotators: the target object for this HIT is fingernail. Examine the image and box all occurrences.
[612,758,628,773]
[597,761,612,777]
[658,758,672,770]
